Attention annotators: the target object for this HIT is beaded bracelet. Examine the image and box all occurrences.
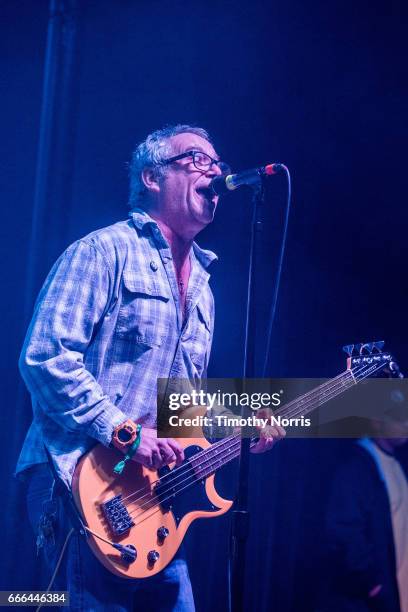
[113,424,142,475]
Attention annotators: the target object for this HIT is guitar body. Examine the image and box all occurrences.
[72,433,233,579]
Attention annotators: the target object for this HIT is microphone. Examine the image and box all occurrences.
[211,163,284,195]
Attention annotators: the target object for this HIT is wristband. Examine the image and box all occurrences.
[113,424,142,475]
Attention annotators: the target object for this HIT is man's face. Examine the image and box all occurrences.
[156,132,224,237]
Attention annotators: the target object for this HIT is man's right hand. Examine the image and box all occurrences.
[131,427,185,469]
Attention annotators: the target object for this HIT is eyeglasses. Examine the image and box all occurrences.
[160,150,230,175]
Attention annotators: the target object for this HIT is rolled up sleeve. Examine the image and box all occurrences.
[19,239,127,446]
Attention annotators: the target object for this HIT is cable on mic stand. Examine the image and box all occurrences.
[262,165,291,376]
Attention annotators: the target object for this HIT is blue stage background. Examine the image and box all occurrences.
[1,1,407,610]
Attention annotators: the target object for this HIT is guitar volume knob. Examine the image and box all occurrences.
[157,526,169,541]
[147,550,160,564]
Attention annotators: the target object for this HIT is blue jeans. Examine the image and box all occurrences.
[26,464,195,612]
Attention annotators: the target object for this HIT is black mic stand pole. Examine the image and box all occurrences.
[229,182,265,612]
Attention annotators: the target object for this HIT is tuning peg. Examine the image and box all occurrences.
[342,344,355,356]
[353,343,372,355]
[373,341,385,353]
[350,343,367,355]
[389,361,404,378]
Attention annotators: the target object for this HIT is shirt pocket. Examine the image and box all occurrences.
[116,272,170,348]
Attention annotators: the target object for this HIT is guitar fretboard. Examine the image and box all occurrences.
[188,359,387,480]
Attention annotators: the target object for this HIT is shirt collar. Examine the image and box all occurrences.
[129,208,157,231]
[129,208,218,270]
[192,242,218,269]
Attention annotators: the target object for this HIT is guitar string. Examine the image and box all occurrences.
[119,367,352,506]
[113,370,366,527]
[117,370,349,502]
[274,360,384,419]
[118,435,239,505]
[119,360,385,512]
[90,361,384,544]
[120,435,241,510]
[122,360,387,520]
[124,368,370,527]
[105,437,257,532]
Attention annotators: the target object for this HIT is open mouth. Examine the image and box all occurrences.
[196,186,216,202]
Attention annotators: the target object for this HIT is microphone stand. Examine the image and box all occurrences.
[229,181,265,612]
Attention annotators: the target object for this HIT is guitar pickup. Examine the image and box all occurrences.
[101,495,134,536]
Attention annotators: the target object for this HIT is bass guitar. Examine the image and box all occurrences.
[72,341,398,578]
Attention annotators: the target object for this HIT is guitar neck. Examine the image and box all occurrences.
[273,369,355,420]
[191,363,381,480]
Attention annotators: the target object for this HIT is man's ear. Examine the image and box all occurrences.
[141,167,161,195]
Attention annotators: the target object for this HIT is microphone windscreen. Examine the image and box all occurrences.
[211,176,230,196]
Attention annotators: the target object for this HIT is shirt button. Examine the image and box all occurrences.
[150,261,158,272]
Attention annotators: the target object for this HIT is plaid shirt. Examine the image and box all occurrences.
[16,209,217,486]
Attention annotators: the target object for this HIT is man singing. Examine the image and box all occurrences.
[17,124,284,611]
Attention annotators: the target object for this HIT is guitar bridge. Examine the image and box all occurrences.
[101,495,134,536]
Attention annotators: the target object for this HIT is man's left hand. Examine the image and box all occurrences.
[250,408,286,453]
[251,424,286,453]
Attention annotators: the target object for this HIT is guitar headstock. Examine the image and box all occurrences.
[342,340,402,380]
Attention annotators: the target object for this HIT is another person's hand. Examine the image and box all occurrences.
[132,427,185,469]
